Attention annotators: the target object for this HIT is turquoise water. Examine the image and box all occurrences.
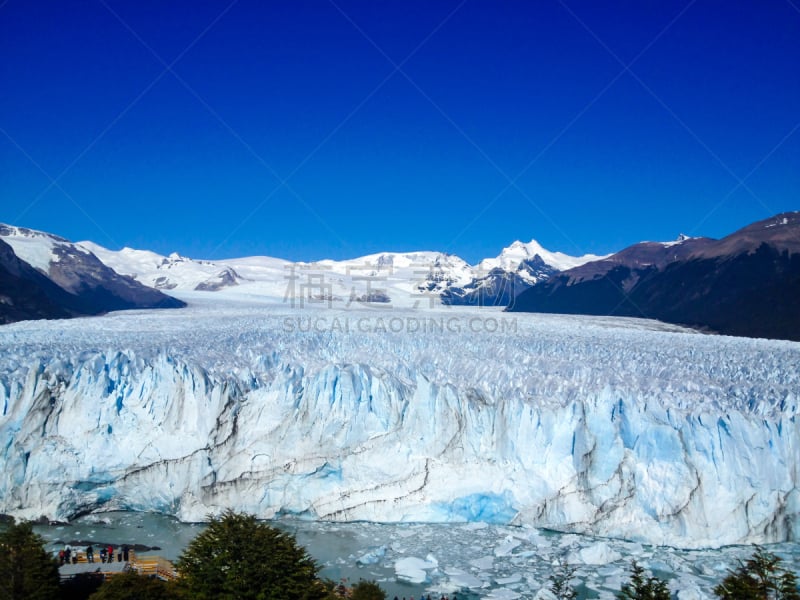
[34,512,799,600]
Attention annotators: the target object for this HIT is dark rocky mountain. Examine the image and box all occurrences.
[0,238,73,322]
[0,225,185,325]
[508,212,800,342]
[194,266,242,291]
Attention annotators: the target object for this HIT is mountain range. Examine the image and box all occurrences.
[0,224,603,321]
[1,213,798,341]
[509,212,800,341]
[78,237,606,307]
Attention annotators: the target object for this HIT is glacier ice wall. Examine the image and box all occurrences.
[0,302,798,548]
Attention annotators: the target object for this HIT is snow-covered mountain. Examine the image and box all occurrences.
[439,240,605,306]
[0,220,603,320]
[479,239,604,274]
[0,300,797,548]
[78,242,251,293]
[0,225,184,323]
[78,239,600,308]
[510,212,800,341]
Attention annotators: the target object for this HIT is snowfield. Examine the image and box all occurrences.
[0,294,798,548]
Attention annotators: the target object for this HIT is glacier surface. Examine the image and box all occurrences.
[0,294,798,548]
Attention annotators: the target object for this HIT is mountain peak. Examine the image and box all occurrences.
[506,239,545,253]
[508,239,531,250]
[480,239,606,274]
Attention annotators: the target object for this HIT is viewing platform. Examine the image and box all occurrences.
[58,550,178,581]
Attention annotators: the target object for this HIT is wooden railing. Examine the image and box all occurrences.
[68,550,131,564]
[132,555,179,581]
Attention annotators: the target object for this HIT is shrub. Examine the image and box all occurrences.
[0,519,61,600]
[174,510,327,600]
[617,561,670,600]
[88,571,180,600]
[714,547,800,600]
[350,579,386,600]
[549,558,578,600]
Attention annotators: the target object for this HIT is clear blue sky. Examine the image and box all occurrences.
[1,1,798,263]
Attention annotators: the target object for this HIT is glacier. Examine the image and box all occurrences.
[0,293,798,548]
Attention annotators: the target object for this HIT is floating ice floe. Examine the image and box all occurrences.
[444,567,484,589]
[356,545,387,565]
[568,541,623,565]
[395,556,438,584]
[485,588,521,600]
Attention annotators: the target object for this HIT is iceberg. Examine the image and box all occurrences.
[0,299,798,548]
[395,556,437,584]
[568,542,622,565]
[356,545,387,566]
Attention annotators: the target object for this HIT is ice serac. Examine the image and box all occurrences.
[0,306,798,548]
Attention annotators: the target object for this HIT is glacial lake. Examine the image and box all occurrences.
[33,511,799,599]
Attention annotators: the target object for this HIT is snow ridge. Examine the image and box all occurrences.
[0,224,80,274]
[478,240,605,273]
[76,240,601,304]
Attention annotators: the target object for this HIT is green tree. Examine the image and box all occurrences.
[350,579,386,600]
[714,547,800,600]
[59,572,105,600]
[0,518,61,600]
[174,510,327,600]
[779,571,800,600]
[618,561,670,600]
[549,558,578,600]
[87,571,181,600]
